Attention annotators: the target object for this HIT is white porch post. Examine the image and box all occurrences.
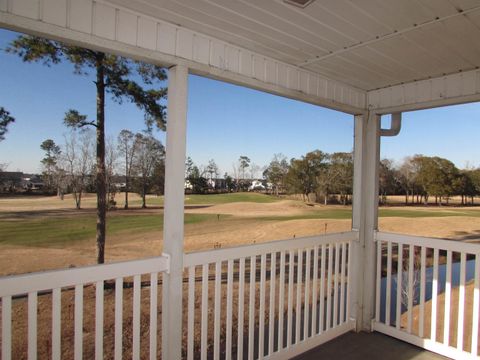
[351,111,380,331]
[162,64,188,359]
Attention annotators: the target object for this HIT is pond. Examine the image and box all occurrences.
[379,258,477,325]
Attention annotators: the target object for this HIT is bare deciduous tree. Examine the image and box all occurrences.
[132,133,165,208]
[263,154,289,196]
[207,159,219,180]
[249,163,261,180]
[60,130,94,209]
[105,137,119,209]
[117,129,138,209]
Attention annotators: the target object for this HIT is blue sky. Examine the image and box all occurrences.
[0,28,479,175]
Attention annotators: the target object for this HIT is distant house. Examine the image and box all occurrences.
[109,175,127,191]
[208,178,229,191]
[207,178,215,189]
[248,179,265,191]
[0,171,24,192]
[185,177,228,193]
[22,175,44,191]
[114,182,127,191]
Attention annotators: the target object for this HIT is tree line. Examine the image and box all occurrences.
[185,155,263,193]
[40,128,165,210]
[379,155,480,205]
[264,151,480,206]
[183,151,353,203]
[172,150,480,207]
[264,151,354,204]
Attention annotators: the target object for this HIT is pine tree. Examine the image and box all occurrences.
[7,36,167,263]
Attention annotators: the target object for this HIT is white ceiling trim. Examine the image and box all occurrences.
[368,68,480,113]
[109,0,323,63]
[0,0,367,114]
[4,0,480,114]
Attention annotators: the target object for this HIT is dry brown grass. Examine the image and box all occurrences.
[401,282,480,354]
[1,215,478,277]
[1,195,480,358]
[383,195,480,206]
[0,282,163,360]
[1,257,332,359]
[1,196,479,276]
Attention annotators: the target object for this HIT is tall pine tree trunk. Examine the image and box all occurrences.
[96,54,107,264]
[124,181,129,208]
[142,180,147,208]
[124,152,129,209]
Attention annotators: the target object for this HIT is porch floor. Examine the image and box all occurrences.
[295,332,449,360]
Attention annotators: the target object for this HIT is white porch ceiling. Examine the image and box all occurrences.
[106,0,480,91]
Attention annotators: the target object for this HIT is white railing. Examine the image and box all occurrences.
[0,256,169,360]
[183,231,357,360]
[0,232,358,360]
[373,231,480,360]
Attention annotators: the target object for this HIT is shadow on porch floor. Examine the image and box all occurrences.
[295,332,449,360]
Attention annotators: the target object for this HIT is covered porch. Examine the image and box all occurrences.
[1,1,480,359]
[296,332,447,360]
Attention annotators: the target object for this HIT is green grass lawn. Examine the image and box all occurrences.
[0,213,220,247]
[259,208,480,222]
[185,192,280,204]
[2,196,480,248]
[378,208,480,218]
[260,209,353,221]
[128,192,280,207]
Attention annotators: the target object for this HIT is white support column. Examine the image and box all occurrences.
[351,111,380,331]
[162,65,188,360]
[350,113,366,329]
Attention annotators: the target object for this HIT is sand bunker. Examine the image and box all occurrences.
[185,200,324,217]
